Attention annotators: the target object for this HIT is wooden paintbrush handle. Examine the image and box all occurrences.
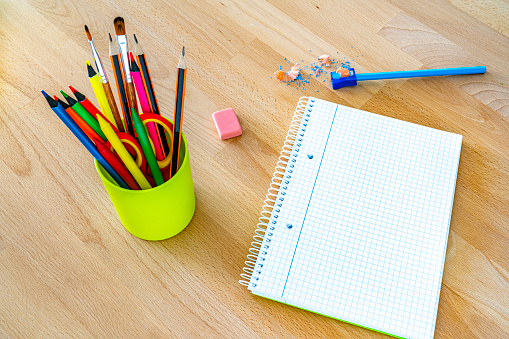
[102,82,124,133]
[125,82,138,116]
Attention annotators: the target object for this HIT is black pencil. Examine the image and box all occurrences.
[170,46,187,177]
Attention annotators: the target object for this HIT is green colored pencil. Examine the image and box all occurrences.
[60,90,107,141]
[131,108,164,186]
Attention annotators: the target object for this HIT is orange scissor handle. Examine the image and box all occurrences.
[140,113,174,169]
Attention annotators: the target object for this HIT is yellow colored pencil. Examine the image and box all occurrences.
[87,60,118,129]
[97,115,152,190]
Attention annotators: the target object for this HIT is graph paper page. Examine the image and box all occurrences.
[250,97,462,339]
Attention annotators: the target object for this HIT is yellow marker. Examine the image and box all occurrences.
[87,60,118,129]
[97,115,152,190]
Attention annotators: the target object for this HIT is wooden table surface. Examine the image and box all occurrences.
[1,0,508,337]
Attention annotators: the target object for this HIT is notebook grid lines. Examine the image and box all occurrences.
[249,97,462,339]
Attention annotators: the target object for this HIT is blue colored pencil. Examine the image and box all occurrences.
[356,66,487,81]
[41,90,130,189]
[331,66,487,89]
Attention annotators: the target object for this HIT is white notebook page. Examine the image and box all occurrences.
[249,98,462,339]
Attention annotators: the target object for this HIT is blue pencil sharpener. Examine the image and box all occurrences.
[330,68,357,90]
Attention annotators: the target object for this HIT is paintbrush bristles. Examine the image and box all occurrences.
[114,17,126,35]
[85,25,92,41]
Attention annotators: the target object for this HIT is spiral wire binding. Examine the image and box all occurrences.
[240,97,311,287]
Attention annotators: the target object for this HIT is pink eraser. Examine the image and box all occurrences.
[212,108,242,140]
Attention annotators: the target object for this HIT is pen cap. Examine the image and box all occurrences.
[95,133,195,240]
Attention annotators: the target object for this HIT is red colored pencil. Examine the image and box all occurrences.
[94,138,141,190]
[69,85,101,115]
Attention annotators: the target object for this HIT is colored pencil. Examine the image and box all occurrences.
[109,33,135,137]
[69,85,119,133]
[55,96,102,143]
[130,53,164,161]
[94,137,141,190]
[84,25,122,130]
[60,90,107,142]
[131,108,164,186]
[86,60,119,131]
[134,33,170,157]
[41,90,129,189]
[170,46,187,177]
[69,85,102,117]
[97,114,152,190]
[331,66,487,90]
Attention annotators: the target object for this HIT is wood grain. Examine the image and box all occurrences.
[0,0,508,337]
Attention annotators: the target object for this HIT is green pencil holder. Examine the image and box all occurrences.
[95,134,195,241]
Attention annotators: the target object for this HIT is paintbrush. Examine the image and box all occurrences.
[114,17,139,121]
[84,25,124,132]
[109,33,135,137]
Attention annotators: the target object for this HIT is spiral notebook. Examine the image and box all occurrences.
[240,97,462,339]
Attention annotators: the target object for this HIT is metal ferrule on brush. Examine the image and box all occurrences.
[116,35,131,82]
[89,41,108,83]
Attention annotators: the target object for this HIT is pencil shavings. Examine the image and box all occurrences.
[274,64,300,82]
[286,71,298,81]
[318,55,331,66]
[274,70,291,82]
[272,51,359,91]
[336,67,351,78]
[287,63,300,80]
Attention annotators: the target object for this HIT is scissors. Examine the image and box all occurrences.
[140,113,174,170]
[104,113,174,184]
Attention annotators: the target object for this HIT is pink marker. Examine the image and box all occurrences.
[130,53,164,161]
